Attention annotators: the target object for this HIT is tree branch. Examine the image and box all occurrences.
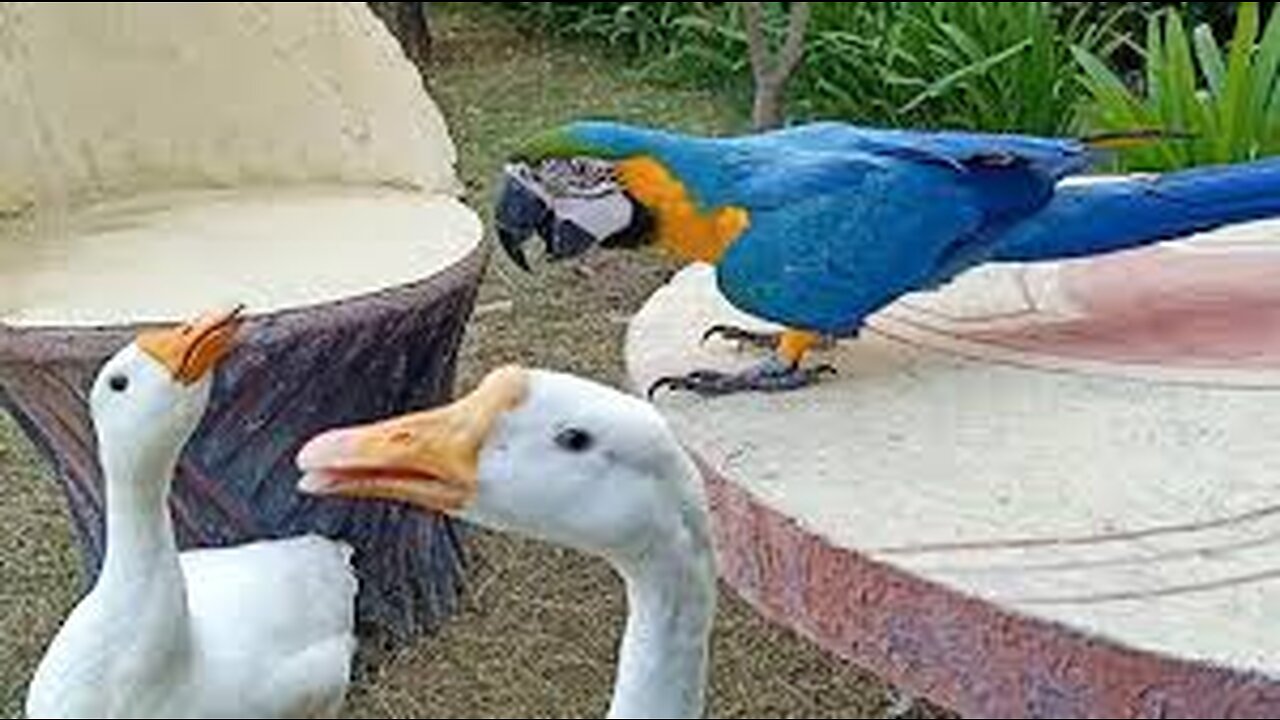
[775,2,811,82]
[743,2,812,129]
[743,2,771,86]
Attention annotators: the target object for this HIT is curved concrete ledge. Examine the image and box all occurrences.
[627,221,1280,718]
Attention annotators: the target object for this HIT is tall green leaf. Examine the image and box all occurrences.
[1076,2,1280,170]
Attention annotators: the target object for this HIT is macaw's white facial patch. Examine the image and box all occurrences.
[504,163,556,203]
[512,158,643,254]
[550,192,638,246]
[498,158,653,265]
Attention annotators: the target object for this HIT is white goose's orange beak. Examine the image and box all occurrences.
[297,366,529,513]
[137,306,245,385]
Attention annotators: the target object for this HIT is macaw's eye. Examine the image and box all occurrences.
[554,427,595,454]
[109,374,130,393]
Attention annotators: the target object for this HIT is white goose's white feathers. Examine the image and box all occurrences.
[27,338,357,719]
[297,367,717,719]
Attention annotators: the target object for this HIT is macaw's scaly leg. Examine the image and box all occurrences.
[650,329,837,398]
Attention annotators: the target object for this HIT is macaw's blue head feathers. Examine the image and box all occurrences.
[497,121,663,272]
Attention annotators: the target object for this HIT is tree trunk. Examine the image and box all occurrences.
[743,2,812,130]
[753,79,786,132]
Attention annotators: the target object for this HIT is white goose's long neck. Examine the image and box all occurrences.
[102,448,182,582]
[607,512,717,719]
[96,440,192,662]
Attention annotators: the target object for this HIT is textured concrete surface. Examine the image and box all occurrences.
[627,221,1280,718]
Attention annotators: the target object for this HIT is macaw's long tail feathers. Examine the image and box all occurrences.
[996,156,1280,263]
[1080,128,1198,151]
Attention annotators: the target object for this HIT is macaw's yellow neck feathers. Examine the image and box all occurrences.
[616,156,749,264]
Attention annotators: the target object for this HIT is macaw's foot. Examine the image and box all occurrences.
[648,357,837,399]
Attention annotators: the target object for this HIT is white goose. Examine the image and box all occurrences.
[27,309,358,719]
[297,365,717,719]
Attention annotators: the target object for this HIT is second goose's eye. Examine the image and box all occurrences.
[554,428,595,454]
[109,374,130,393]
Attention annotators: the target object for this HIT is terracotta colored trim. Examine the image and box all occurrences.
[700,458,1280,719]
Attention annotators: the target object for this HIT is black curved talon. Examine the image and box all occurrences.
[700,324,783,352]
[647,360,838,400]
[648,376,682,400]
[648,370,721,400]
[812,364,839,379]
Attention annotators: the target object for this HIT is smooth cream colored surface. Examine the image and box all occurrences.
[0,187,481,326]
[0,2,482,329]
[627,224,1280,678]
[0,2,460,211]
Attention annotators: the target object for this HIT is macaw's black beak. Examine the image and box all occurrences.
[495,170,655,273]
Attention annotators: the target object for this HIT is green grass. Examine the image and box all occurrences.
[1,4,951,718]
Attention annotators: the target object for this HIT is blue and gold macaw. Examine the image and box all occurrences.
[496,121,1280,396]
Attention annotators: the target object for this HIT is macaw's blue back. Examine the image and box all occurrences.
[570,121,1280,336]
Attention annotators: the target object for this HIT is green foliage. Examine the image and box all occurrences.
[1065,4,1259,35]
[1075,2,1280,170]
[659,2,1129,134]
[498,2,716,57]
[489,1,1280,158]
[498,2,1129,135]
[1154,3,1274,37]
[812,3,1126,133]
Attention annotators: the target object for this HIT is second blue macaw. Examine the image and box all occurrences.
[496,121,1280,396]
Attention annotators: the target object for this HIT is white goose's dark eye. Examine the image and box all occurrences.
[555,428,595,454]
[108,374,130,393]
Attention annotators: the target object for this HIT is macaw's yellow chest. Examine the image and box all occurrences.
[616,156,750,264]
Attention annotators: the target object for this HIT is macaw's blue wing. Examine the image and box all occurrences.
[646,121,1138,337]
[995,157,1280,262]
[730,122,1093,181]
[709,122,1101,336]
[716,156,992,336]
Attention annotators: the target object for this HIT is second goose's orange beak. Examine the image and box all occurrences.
[296,366,529,513]
[137,306,245,385]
